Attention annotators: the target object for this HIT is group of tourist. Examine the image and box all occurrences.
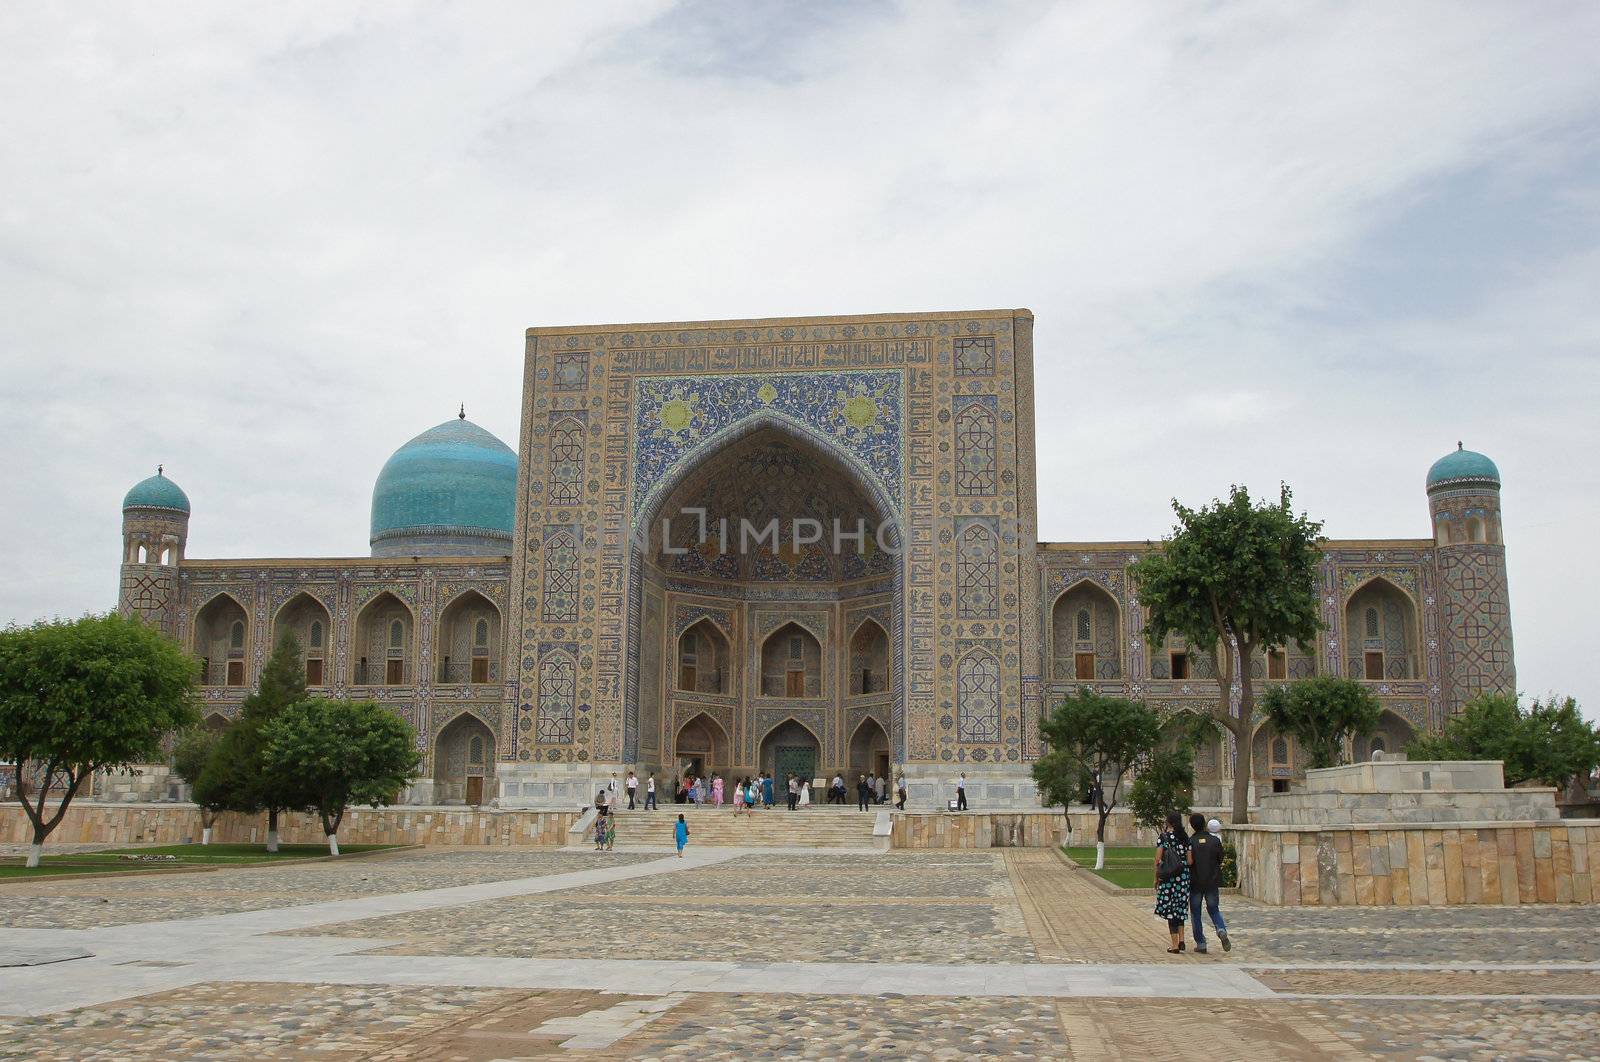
[1152,811,1231,955]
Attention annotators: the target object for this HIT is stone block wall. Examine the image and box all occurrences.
[1232,821,1599,906]
[0,803,583,849]
[891,812,1065,849]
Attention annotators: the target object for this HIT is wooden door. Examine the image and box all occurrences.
[465,776,484,806]
[786,669,805,698]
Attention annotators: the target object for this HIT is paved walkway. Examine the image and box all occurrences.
[3,845,1599,1058]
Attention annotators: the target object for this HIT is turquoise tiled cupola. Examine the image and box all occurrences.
[1425,444,1501,492]
[369,413,518,557]
[122,468,191,513]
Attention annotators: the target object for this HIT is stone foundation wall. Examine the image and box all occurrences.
[1232,821,1600,906]
[891,812,1064,848]
[0,803,583,848]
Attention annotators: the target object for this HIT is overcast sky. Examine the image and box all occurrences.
[2,2,1596,720]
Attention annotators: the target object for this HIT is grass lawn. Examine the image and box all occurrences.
[1,842,401,878]
[1064,845,1155,889]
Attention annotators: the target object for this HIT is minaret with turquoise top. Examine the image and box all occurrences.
[1426,443,1515,714]
[118,466,191,637]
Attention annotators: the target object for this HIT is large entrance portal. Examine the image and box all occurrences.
[761,719,821,788]
[633,419,901,781]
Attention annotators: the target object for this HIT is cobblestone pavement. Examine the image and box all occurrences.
[0,850,656,929]
[7,844,1600,1059]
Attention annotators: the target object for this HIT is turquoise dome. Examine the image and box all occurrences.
[122,470,190,514]
[370,416,517,554]
[1426,445,1500,490]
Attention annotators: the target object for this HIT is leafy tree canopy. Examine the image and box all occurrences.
[195,630,307,818]
[1034,689,1165,842]
[1261,676,1383,770]
[1407,693,1600,789]
[0,613,198,860]
[1130,483,1323,823]
[261,697,418,842]
[1128,745,1196,831]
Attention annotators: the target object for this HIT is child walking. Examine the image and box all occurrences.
[674,813,689,858]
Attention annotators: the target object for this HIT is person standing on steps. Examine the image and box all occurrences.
[1187,812,1230,954]
[762,772,774,809]
[799,777,811,808]
[712,774,724,809]
[674,813,689,857]
[857,775,871,811]
[607,773,619,809]
[874,774,886,805]
[955,772,968,811]
[645,774,657,810]
[626,771,638,810]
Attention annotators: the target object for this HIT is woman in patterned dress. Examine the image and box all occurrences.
[1153,810,1191,954]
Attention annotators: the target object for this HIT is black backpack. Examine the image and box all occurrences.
[1157,841,1185,883]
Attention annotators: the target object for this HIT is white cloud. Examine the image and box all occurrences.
[1,1,1597,717]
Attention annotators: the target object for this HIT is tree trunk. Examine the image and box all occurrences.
[1233,638,1257,825]
[266,808,280,853]
[1095,840,1105,870]
[26,842,42,869]
[201,827,212,846]
[326,833,339,856]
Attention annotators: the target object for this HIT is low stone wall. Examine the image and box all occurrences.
[891,812,1064,849]
[1232,821,1600,906]
[1,803,583,849]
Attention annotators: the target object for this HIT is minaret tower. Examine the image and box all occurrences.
[1426,444,1514,715]
[118,466,191,638]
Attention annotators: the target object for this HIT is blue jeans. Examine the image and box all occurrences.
[1189,887,1226,947]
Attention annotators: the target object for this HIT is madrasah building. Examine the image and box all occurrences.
[115,309,1515,809]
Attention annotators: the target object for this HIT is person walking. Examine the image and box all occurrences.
[955,772,968,811]
[645,774,657,811]
[593,808,607,851]
[874,774,886,805]
[604,811,617,851]
[1154,810,1192,954]
[732,776,746,816]
[762,773,774,808]
[895,773,907,810]
[1188,813,1231,953]
[799,778,811,808]
[831,773,845,805]
[712,774,724,809]
[626,771,638,810]
[674,813,689,858]
[857,775,871,811]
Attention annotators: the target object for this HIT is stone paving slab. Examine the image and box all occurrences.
[0,849,660,929]
[0,945,91,968]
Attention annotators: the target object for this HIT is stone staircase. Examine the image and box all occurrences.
[591,806,884,849]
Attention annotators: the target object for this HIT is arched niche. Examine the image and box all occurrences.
[759,717,821,786]
[1354,708,1419,761]
[202,712,230,732]
[274,592,332,688]
[1162,711,1224,785]
[437,591,502,685]
[848,619,889,696]
[434,713,495,805]
[760,622,822,699]
[1344,578,1420,681]
[1051,581,1122,681]
[677,618,730,695]
[673,712,729,778]
[195,594,248,687]
[847,716,890,780]
[353,591,414,686]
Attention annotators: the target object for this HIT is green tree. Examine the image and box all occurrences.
[172,728,225,844]
[261,697,418,855]
[0,614,198,867]
[1131,484,1323,823]
[1128,745,1197,831]
[195,630,308,851]
[1407,693,1600,789]
[1033,689,1164,867]
[1261,676,1383,770]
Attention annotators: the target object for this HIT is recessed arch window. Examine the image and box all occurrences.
[1364,608,1379,639]
[309,620,323,649]
[389,620,404,649]
[1272,735,1290,765]
[474,618,489,648]
[229,621,245,650]
[1076,607,1092,641]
